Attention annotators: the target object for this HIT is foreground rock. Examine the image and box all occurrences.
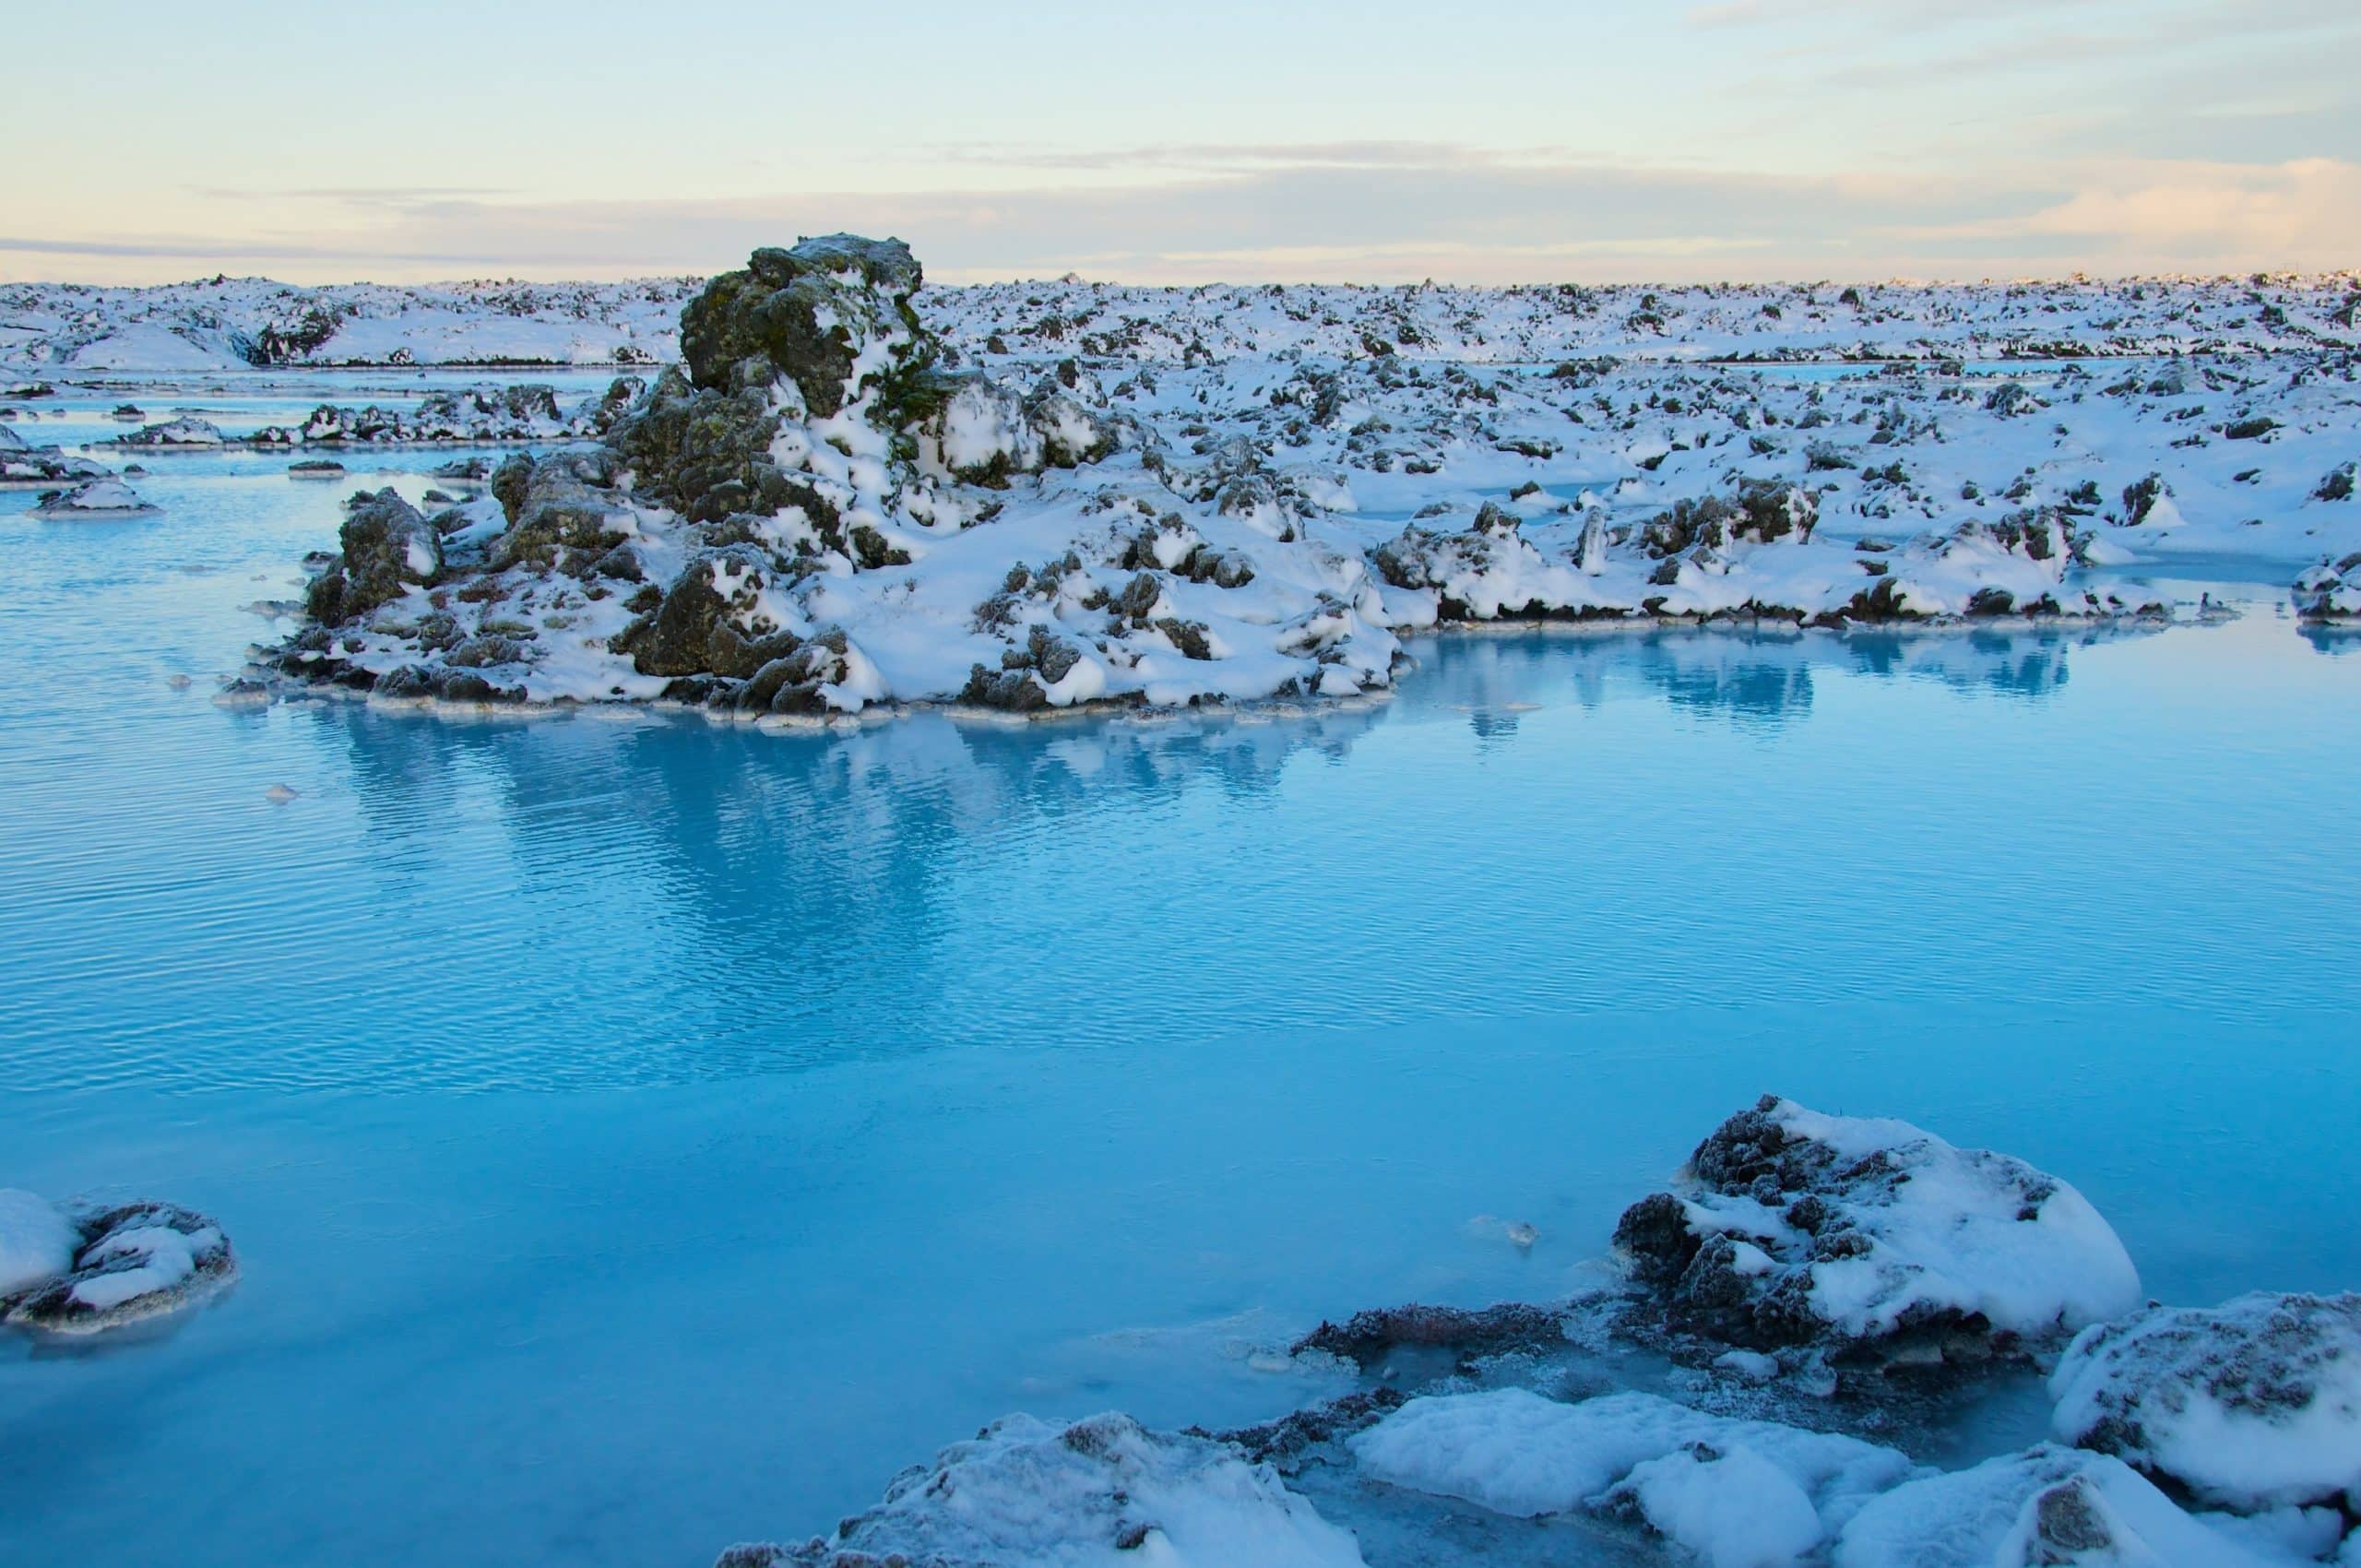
[716,1411,1365,1568]
[698,1095,2358,1568]
[1610,1095,2141,1368]
[0,1192,237,1335]
[2049,1291,2361,1513]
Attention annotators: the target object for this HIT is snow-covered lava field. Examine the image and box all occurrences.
[8,251,2360,726]
[5,246,2361,1568]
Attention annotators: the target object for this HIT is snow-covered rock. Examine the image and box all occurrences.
[8,272,2357,374]
[2050,1291,2361,1513]
[716,1411,1365,1568]
[1833,1444,2296,1568]
[1611,1095,2141,1362]
[303,488,445,625]
[0,438,107,489]
[2294,552,2361,622]
[1350,1387,1915,1563]
[0,1200,237,1336]
[31,478,159,517]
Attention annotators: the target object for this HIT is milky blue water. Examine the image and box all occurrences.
[2,377,2358,1566]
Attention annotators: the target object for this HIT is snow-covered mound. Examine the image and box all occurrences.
[0,1197,237,1336]
[2049,1292,2361,1513]
[1350,1387,1916,1563]
[31,478,158,518]
[716,1411,1365,1568]
[1611,1095,2141,1362]
[1833,1444,2302,1568]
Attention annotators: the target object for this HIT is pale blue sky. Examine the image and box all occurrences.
[8,0,2355,284]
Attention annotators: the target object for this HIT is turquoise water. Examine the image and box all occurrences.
[2,379,2358,1566]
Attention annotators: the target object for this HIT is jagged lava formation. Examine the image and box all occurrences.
[255,235,2352,717]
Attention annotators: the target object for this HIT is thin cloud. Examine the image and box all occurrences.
[14,156,2349,288]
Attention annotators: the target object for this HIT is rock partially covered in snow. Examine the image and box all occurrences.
[117,415,224,448]
[1350,1388,1915,1562]
[1833,1444,2293,1568]
[303,488,444,625]
[31,478,158,518]
[0,1199,237,1336]
[0,427,108,488]
[1611,1096,2141,1362]
[717,1411,1365,1568]
[2049,1291,2361,1513]
[2294,553,2361,622]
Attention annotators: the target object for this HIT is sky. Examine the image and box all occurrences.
[6,0,2356,287]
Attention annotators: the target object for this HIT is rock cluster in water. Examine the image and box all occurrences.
[255,234,2233,719]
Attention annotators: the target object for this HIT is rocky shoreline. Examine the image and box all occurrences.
[237,233,2321,719]
[716,1097,2361,1568]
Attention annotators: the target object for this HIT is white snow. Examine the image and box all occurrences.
[68,1223,207,1313]
[1349,1387,1915,1552]
[1833,1444,2301,1568]
[735,1411,1366,1568]
[2050,1292,2361,1512]
[0,1189,76,1296]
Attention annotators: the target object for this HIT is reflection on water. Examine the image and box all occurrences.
[1405,620,2134,731]
[5,612,2353,1096]
[2301,623,2361,657]
[4,592,2359,1568]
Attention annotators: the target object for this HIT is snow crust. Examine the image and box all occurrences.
[2050,1292,2361,1512]
[1349,1387,1914,1552]
[1833,1444,2300,1568]
[721,1411,1366,1568]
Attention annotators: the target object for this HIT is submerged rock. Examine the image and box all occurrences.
[1611,1095,2140,1364]
[1291,1301,1572,1370]
[2049,1291,2361,1513]
[0,1196,237,1336]
[717,1411,1364,1568]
